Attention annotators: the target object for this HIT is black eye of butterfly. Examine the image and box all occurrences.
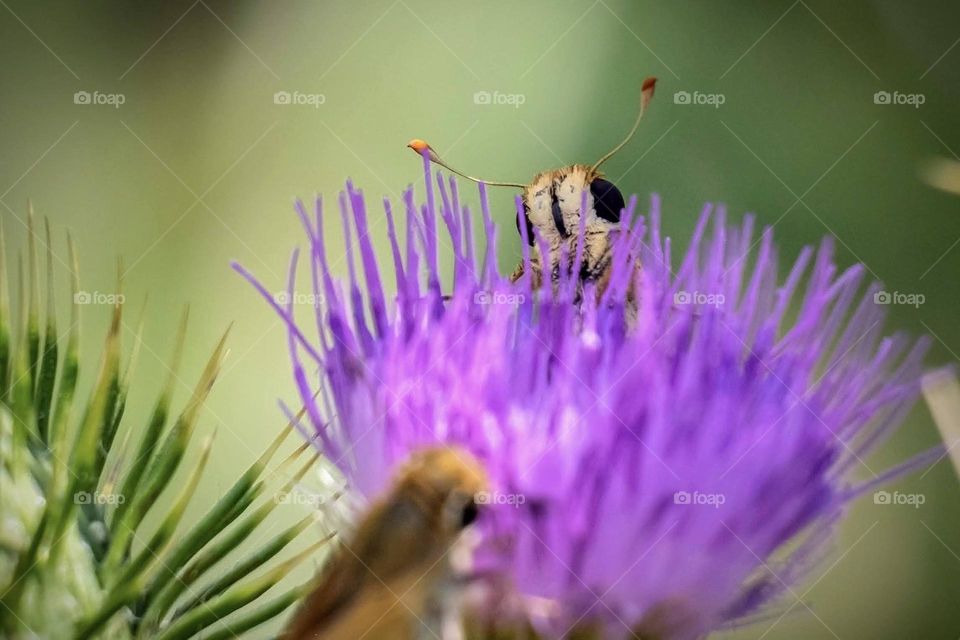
[550,187,570,240]
[517,179,624,246]
[517,200,536,247]
[460,499,479,527]
[590,178,625,224]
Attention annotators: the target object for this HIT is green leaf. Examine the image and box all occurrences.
[200,580,314,640]
[154,539,327,640]
[110,306,188,531]
[175,514,329,621]
[145,452,318,625]
[75,433,216,639]
[0,216,10,402]
[44,297,122,570]
[101,326,230,579]
[25,203,40,398]
[46,231,80,450]
[34,219,58,443]
[138,421,300,627]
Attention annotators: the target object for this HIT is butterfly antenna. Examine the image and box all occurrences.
[407,139,526,188]
[591,77,657,172]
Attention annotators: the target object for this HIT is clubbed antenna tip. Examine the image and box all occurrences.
[405,139,525,189]
[591,76,659,172]
[642,76,657,106]
[406,139,438,163]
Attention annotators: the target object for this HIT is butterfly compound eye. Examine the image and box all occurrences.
[590,178,625,224]
[517,201,536,246]
[460,499,479,528]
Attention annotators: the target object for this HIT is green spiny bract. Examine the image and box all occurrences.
[0,209,322,639]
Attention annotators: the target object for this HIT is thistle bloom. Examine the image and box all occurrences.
[236,160,939,638]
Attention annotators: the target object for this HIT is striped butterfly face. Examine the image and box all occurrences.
[518,166,626,247]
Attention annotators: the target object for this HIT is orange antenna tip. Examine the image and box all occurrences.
[407,138,430,152]
[589,76,658,172]
[406,139,441,163]
[641,77,657,108]
[405,137,525,188]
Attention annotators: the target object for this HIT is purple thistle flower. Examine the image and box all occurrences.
[234,161,941,638]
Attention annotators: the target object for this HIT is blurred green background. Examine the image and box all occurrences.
[1,1,959,638]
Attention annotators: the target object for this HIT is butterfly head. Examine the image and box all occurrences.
[408,77,655,247]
